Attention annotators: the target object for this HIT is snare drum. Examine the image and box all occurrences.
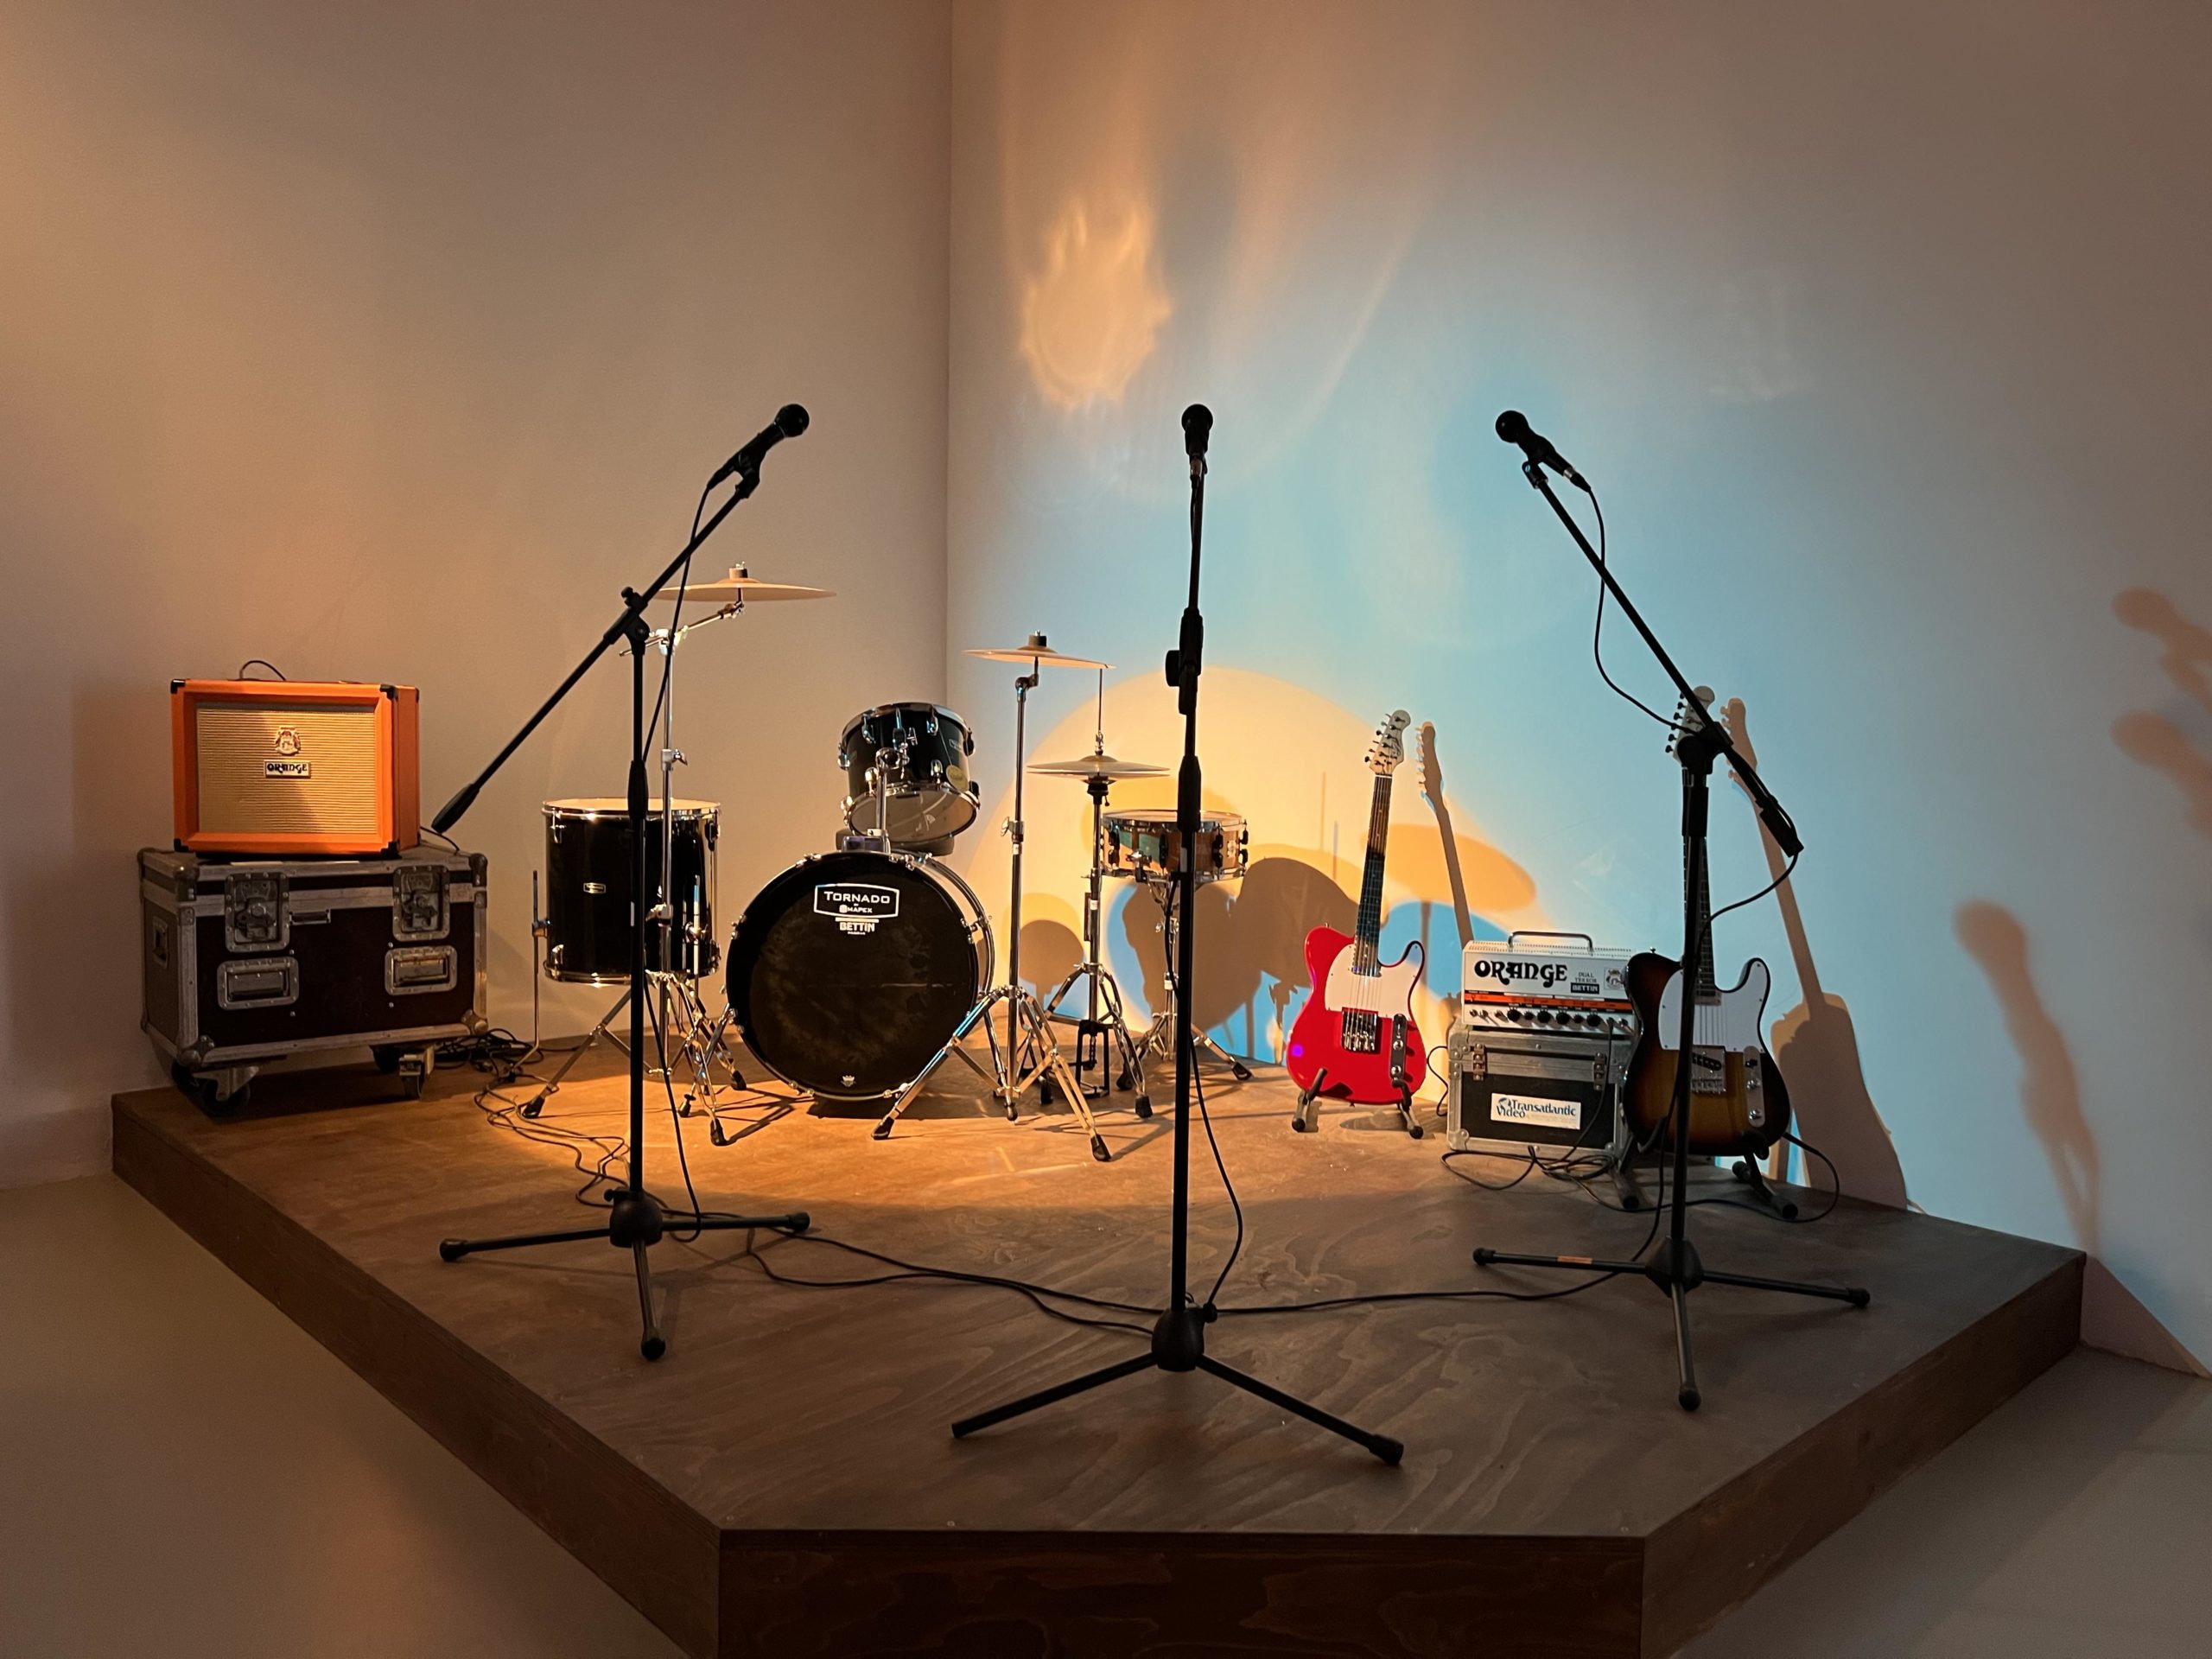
[838,702,979,849]
[1102,809,1249,887]
[543,798,719,983]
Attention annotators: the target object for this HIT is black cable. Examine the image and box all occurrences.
[235,658,287,680]
[1584,491,1681,734]
[681,1224,1156,1338]
[1158,880,1245,1307]
[643,991,712,1240]
[641,480,716,752]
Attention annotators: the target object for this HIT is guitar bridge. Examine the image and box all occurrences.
[1688,1046,1729,1096]
[1339,1010,1382,1054]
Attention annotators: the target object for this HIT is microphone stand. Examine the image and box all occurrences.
[435,464,809,1361]
[1471,459,1866,1410]
[950,416,1403,1464]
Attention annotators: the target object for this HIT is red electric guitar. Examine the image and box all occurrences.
[1287,710,1427,1135]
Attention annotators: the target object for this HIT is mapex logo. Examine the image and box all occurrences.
[816,883,899,935]
[1469,956,1572,990]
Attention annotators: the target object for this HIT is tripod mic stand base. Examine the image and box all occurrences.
[1471,1236,1871,1412]
[950,1300,1405,1465]
[440,1190,811,1361]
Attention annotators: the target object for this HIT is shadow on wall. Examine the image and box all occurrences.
[2113,589,2212,839]
[1720,700,1909,1206]
[4,683,171,1105]
[1954,902,2098,1255]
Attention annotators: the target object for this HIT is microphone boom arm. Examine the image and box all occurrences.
[1516,460,1801,855]
[430,468,760,836]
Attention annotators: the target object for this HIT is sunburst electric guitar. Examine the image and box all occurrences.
[1287,710,1427,1135]
[1621,689,1792,1156]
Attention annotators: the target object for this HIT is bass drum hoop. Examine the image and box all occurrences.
[726,853,995,1102]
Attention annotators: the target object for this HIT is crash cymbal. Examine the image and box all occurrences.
[648,565,833,607]
[1028,751,1169,779]
[963,632,1109,670]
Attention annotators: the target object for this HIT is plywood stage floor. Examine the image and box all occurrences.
[112,1040,2081,1658]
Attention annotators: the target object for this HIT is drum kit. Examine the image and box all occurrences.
[525,581,1258,1161]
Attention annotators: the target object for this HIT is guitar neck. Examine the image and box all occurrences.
[1354,774,1393,971]
[1684,837,1718,998]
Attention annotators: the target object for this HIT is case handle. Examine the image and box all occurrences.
[1507,929,1596,952]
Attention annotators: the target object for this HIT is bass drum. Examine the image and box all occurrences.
[726,850,992,1102]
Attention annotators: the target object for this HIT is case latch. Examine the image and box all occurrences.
[392,862,450,941]
[223,869,288,952]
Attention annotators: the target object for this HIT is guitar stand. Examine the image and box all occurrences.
[1469,457,1865,1412]
[1289,1071,1426,1138]
[1731,1157,1800,1220]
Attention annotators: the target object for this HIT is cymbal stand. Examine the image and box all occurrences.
[1037,765,1151,1116]
[646,615,754,1117]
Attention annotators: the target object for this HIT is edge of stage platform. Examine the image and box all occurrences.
[110,1076,2083,1659]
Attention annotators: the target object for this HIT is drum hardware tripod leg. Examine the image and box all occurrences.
[434,481,814,1363]
[521,987,632,1119]
[1134,885,1253,1086]
[1007,989,1110,1161]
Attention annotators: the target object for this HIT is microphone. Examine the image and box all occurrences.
[1182,403,1213,474]
[709,403,810,489]
[1495,410,1589,492]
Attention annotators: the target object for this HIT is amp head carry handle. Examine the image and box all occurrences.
[1505,929,1597,953]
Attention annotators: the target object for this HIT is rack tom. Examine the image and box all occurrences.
[543,798,719,984]
[839,702,979,849]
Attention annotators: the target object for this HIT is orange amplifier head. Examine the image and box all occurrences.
[171,679,419,856]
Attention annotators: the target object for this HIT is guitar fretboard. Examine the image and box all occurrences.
[1353,773,1393,974]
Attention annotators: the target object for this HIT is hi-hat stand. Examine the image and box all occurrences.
[435,424,811,1361]
[1470,430,1866,1411]
[952,405,1403,1464]
[1038,767,1151,1114]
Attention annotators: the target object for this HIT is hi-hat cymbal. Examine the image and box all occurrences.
[649,565,833,607]
[964,632,1108,670]
[1028,751,1169,779]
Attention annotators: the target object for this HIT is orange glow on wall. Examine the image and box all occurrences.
[1020,198,1171,409]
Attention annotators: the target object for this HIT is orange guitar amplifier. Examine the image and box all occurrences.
[171,679,419,856]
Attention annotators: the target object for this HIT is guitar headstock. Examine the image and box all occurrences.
[1368,709,1412,775]
[1665,686,1718,758]
[1416,721,1444,805]
[1719,696,1758,772]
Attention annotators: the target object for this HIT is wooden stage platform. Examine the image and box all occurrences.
[112,1046,2081,1658]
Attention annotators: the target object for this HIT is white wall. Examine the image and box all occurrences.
[946,0,2212,1370]
[0,0,950,1179]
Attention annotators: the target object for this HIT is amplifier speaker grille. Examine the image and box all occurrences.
[195,703,382,837]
